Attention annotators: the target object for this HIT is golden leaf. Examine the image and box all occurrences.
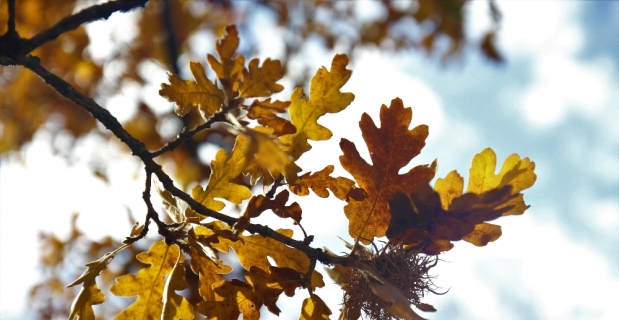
[197,279,261,320]
[188,225,233,300]
[234,190,302,233]
[207,24,245,92]
[67,252,116,320]
[280,54,355,160]
[110,241,178,319]
[239,58,285,98]
[299,294,331,320]
[340,98,436,243]
[192,134,253,213]
[159,61,225,119]
[162,252,194,320]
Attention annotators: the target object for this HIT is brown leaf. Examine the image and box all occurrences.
[207,24,245,92]
[289,165,366,201]
[234,190,302,234]
[340,98,436,243]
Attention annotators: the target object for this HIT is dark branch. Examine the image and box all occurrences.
[7,0,16,36]
[161,0,180,75]
[19,0,149,54]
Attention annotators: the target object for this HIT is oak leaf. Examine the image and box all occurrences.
[159,61,225,119]
[110,241,179,319]
[162,253,195,320]
[243,129,302,184]
[289,164,365,201]
[340,98,436,243]
[299,294,331,320]
[67,252,116,320]
[280,54,355,160]
[197,279,260,320]
[188,226,233,301]
[192,134,253,213]
[234,190,302,233]
[207,24,245,92]
[246,99,296,136]
[239,58,285,98]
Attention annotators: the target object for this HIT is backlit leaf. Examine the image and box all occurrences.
[299,294,331,320]
[289,165,365,201]
[234,190,302,233]
[192,134,253,212]
[110,241,178,319]
[162,252,194,320]
[239,58,285,98]
[340,98,436,243]
[67,252,116,320]
[159,61,225,119]
[189,225,233,301]
[280,54,355,160]
[207,25,245,92]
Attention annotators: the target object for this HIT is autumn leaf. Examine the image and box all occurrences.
[207,24,245,92]
[188,225,232,301]
[155,179,185,223]
[289,164,366,201]
[280,54,355,160]
[110,241,179,319]
[67,251,117,320]
[340,98,436,243]
[162,252,194,320]
[239,58,285,98]
[234,190,302,233]
[192,134,253,213]
[197,279,261,320]
[299,294,331,320]
[159,61,225,119]
[243,129,302,184]
[246,99,296,136]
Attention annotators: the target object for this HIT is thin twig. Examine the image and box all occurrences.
[19,0,149,55]
[150,112,227,158]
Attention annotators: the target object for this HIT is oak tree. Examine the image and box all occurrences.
[0,1,534,319]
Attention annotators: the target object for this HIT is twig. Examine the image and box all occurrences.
[19,0,149,55]
[150,112,227,158]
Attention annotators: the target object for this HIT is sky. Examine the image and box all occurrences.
[1,1,618,319]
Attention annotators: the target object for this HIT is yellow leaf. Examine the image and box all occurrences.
[239,58,284,98]
[192,134,253,212]
[433,170,464,210]
[159,61,225,119]
[110,241,178,320]
[162,252,195,320]
[197,279,260,320]
[207,24,245,92]
[244,129,302,184]
[461,222,502,246]
[67,251,118,320]
[189,225,233,300]
[299,294,331,320]
[280,54,355,160]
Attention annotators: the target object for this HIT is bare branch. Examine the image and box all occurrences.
[7,0,16,36]
[19,0,149,54]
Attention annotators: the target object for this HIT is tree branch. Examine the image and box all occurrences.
[19,0,149,54]
[7,0,16,36]
[11,53,348,267]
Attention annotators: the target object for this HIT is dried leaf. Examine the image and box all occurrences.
[234,190,302,233]
[340,98,436,243]
[366,275,426,320]
[155,180,185,223]
[188,226,232,301]
[162,252,194,320]
[239,58,285,98]
[290,165,365,201]
[280,54,355,160]
[207,24,245,91]
[110,241,178,319]
[192,134,253,212]
[67,252,116,320]
[159,61,225,119]
[299,294,332,320]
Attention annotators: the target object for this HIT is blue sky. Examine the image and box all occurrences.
[1,1,618,319]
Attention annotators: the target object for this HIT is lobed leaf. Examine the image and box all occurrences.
[234,190,302,233]
[67,252,116,320]
[162,252,195,320]
[239,58,285,98]
[110,241,179,319]
[289,164,365,201]
[188,225,233,301]
[299,294,331,320]
[192,134,253,213]
[340,98,436,244]
[207,24,245,92]
[280,54,355,160]
[159,61,225,119]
